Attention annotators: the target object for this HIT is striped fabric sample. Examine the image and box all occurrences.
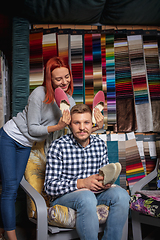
[128,34,153,132]
[101,34,107,128]
[127,34,149,105]
[143,33,160,132]
[114,33,137,132]
[71,33,83,104]
[143,34,160,101]
[143,141,156,175]
[58,31,70,65]
[125,133,145,190]
[115,33,133,98]
[84,33,94,109]
[29,30,43,90]
[118,134,127,189]
[92,33,103,94]
[106,34,116,124]
[158,33,160,68]
[42,29,57,66]
[92,33,108,128]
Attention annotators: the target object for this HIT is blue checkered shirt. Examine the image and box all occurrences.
[44,134,109,198]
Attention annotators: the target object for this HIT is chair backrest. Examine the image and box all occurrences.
[24,140,50,218]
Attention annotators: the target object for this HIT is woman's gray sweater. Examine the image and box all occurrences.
[13,86,75,143]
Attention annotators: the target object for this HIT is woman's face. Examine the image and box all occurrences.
[51,67,71,92]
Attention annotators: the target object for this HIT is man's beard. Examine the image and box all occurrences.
[74,131,90,144]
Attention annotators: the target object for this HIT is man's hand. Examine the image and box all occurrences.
[77,174,111,192]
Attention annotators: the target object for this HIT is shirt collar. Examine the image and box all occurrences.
[69,133,94,148]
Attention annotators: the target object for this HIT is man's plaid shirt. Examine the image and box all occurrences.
[44,133,109,198]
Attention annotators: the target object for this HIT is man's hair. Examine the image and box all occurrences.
[70,104,92,116]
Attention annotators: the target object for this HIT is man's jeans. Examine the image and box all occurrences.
[0,128,31,230]
[51,185,130,240]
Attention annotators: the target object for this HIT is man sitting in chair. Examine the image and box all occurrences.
[44,104,130,240]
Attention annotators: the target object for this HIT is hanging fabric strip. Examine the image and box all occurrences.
[158,32,160,68]
[106,34,116,125]
[143,141,156,175]
[136,134,146,175]
[118,134,127,189]
[143,32,160,132]
[127,34,149,105]
[125,132,145,190]
[114,31,137,132]
[58,29,70,65]
[127,33,153,132]
[70,31,83,104]
[107,136,120,185]
[92,32,107,129]
[101,33,107,128]
[92,33,103,94]
[42,28,58,67]
[29,29,43,91]
[84,33,94,109]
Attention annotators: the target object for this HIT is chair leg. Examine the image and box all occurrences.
[131,211,142,240]
[121,217,128,240]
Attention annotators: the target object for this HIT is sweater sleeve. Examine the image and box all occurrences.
[27,89,49,137]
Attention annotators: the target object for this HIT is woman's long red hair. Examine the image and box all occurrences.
[42,57,74,104]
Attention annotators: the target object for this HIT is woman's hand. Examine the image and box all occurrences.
[91,108,104,132]
[47,110,71,133]
[57,110,71,129]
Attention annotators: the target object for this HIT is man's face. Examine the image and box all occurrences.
[70,112,93,147]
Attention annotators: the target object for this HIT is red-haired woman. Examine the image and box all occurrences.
[0,57,103,240]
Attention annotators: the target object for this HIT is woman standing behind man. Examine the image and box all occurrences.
[0,57,104,240]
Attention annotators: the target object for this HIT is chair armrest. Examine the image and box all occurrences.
[131,167,157,195]
[20,176,48,240]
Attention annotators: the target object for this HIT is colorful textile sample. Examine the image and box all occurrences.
[125,133,145,190]
[106,34,116,125]
[101,34,107,128]
[71,32,83,104]
[127,34,153,132]
[57,30,70,65]
[114,32,137,132]
[118,134,127,189]
[29,30,43,90]
[143,33,160,132]
[84,33,94,109]
[42,29,58,66]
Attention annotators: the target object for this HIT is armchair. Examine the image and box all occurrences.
[20,140,128,240]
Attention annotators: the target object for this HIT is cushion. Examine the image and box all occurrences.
[25,141,50,218]
[25,140,109,227]
[47,204,109,228]
[157,160,160,189]
[130,190,160,218]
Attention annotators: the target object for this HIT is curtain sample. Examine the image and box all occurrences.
[114,33,137,132]
[42,29,57,66]
[71,33,83,104]
[127,34,153,132]
[106,34,116,125]
[143,34,160,132]
[84,33,94,109]
[29,30,43,90]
